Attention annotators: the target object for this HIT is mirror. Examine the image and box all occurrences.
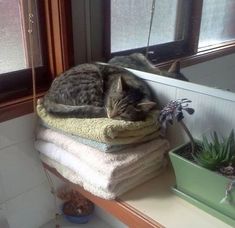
[181,53,235,93]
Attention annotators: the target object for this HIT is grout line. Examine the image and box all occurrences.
[0,180,48,206]
[0,136,35,151]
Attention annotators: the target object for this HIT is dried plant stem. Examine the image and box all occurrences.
[179,120,195,154]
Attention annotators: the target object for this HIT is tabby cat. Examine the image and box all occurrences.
[108,53,189,81]
[43,63,156,121]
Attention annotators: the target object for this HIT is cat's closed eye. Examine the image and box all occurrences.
[120,109,142,121]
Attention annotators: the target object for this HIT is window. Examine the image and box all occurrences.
[105,0,235,64]
[106,0,191,62]
[106,0,191,61]
[0,0,42,74]
[199,0,235,49]
[0,0,73,122]
[111,0,184,52]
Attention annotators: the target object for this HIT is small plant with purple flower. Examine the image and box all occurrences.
[159,98,195,154]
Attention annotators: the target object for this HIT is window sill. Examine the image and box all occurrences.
[0,92,45,123]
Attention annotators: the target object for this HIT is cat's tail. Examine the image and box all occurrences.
[42,98,106,118]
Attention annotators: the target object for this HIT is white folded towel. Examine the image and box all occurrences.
[36,127,169,179]
[40,153,166,199]
[35,140,166,192]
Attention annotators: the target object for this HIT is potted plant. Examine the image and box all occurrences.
[159,98,235,226]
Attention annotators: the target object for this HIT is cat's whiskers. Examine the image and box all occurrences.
[106,107,111,118]
[106,109,110,118]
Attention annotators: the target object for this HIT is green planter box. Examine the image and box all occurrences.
[169,142,235,225]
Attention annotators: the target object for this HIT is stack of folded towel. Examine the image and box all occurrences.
[35,101,170,199]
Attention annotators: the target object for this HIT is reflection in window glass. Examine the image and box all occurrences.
[111,0,186,53]
[199,0,235,48]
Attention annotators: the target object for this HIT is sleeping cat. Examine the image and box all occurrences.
[108,53,189,81]
[43,63,156,121]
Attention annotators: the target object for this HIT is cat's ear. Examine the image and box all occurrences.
[117,76,128,92]
[168,60,180,74]
[137,100,156,111]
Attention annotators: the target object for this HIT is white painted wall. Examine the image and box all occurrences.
[182,53,235,93]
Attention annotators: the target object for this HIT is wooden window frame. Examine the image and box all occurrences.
[0,0,74,123]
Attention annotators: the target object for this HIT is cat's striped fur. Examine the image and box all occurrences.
[43,63,156,121]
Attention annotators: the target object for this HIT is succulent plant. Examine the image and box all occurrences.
[159,98,195,154]
[194,130,235,170]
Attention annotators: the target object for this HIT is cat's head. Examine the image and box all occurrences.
[106,77,156,121]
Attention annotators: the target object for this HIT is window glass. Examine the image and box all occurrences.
[0,0,42,74]
[199,0,235,48]
[0,0,25,73]
[110,0,187,53]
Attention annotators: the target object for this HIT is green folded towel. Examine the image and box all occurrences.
[37,101,160,145]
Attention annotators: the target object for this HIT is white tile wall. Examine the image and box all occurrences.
[6,182,54,228]
[0,140,46,203]
[0,114,54,228]
[0,203,9,228]
[0,114,36,149]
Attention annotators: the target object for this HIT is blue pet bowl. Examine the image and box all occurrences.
[61,203,93,224]
[64,214,92,224]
